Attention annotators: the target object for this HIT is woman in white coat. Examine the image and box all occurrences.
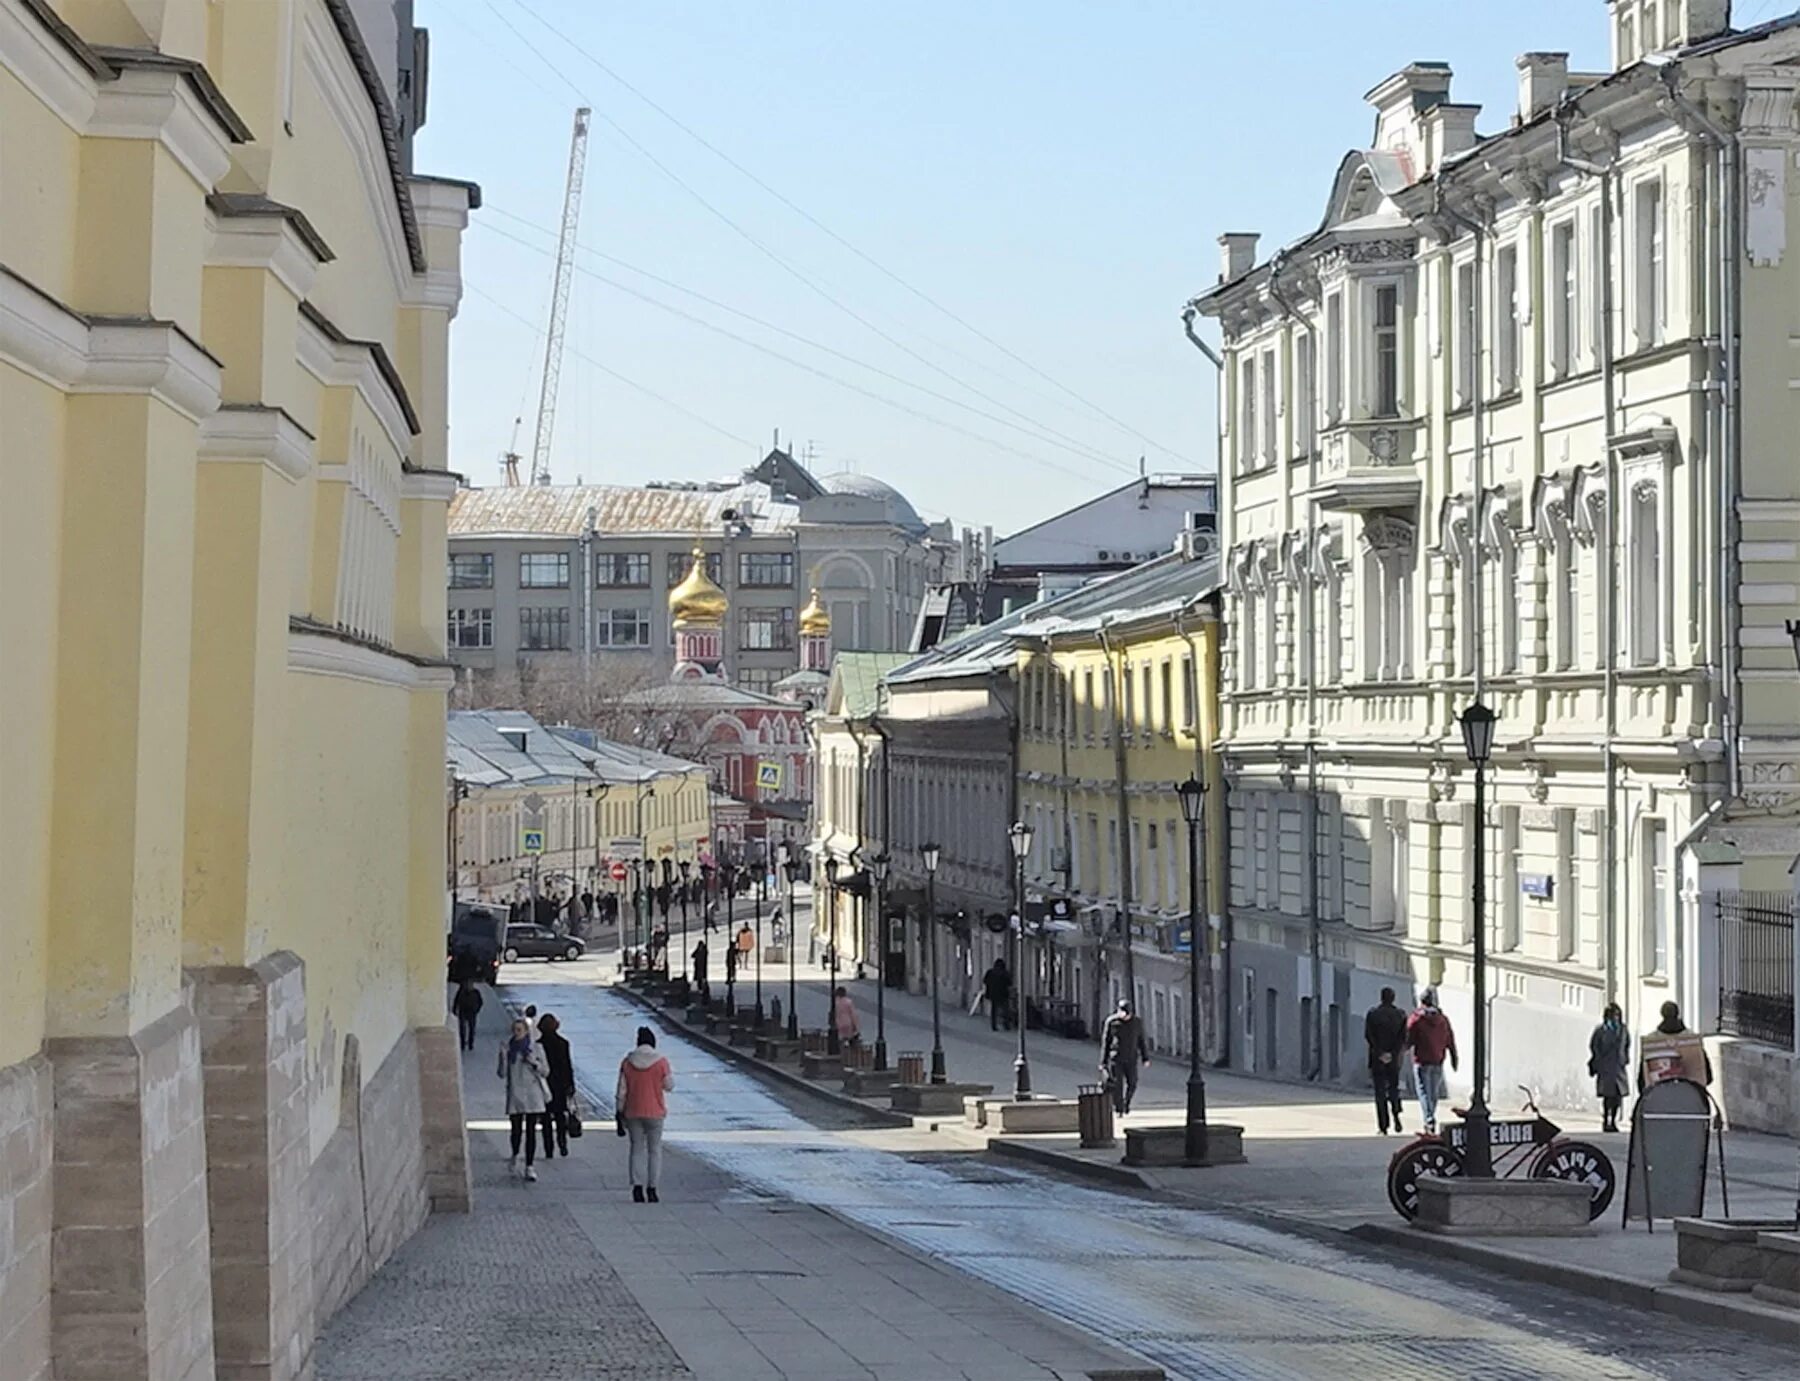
[499,1017,550,1180]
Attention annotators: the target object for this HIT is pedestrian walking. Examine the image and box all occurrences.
[617,1026,674,1203]
[1100,998,1151,1115]
[735,921,755,966]
[1364,987,1407,1134]
[1637,999,1713,1091]
[537,1013,576,1157]
[498,1018,550,1181]
[451,978,483,1051]
[833,986,861,1048]
[1404,988,1458,1134]
[1588,1003,1631,1133]
[982,958,1013,1032]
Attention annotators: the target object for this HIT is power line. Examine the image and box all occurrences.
[471,219,1120,486]
[465,281,757,451]
[500,0,1198,468]
[480,207,1135,476]
[476,0,1181,477]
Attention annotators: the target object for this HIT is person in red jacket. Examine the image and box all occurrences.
[1404,988,1459,1134]
[616,1026,674,1202]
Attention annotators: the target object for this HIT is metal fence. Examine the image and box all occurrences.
[1717,890,1796,1050]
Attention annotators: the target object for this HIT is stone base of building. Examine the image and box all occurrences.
[415,1025,472,1214]
[1413,1175,1592,1236]
[0,1055,53,1381]
[48,998,215,1381]
[1706,1036,1797,1138]
[192,956,313,1381]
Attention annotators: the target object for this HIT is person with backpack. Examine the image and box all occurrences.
[450,978,483,1051]
[498,1017,550,1181]
[1404,988,1458,1135]
[617,1026,674,1202]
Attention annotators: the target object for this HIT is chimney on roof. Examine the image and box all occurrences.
[1423,104,1480,173]
[1516,52,1568,123]
[1218,233,1259,283]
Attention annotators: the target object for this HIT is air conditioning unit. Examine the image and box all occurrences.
[1097,549,1111,561]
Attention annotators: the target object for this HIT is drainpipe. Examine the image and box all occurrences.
[1555,108,1623,1019]
[1038,634,1084,1029]
[1267,249,1327,1080]
[1659,67,1741,1019]
[1098,621,1137,1004]
[869,711,899,988]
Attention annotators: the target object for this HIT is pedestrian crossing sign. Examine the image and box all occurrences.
[521,829,545,855]
[756,761,783,791]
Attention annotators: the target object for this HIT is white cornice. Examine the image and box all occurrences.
[289,630,453,691]
[410,266,463,314]
[408,178,473,231]
[88,65,232,190]
[0,0,100,131]
[300,5,413,298]
[1,269,221,422]
[205,210,321,300]
[296,311,412,461]
[85,320,221,421]
[199,406,314,483]
[401,470,459,504]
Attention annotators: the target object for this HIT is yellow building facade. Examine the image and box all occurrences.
[1,2,474,1378]
[1015,559,1227,1055]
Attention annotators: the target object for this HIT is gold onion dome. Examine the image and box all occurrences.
[669,545,727,626]
[799,587,831,637]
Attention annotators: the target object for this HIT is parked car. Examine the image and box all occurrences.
[502,924,585,963]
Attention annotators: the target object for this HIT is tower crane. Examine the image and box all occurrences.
[528,106,592,487]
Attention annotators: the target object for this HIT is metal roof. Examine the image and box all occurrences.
[888,552,1220,685]
[448,711,705,788]
[826,652,913,719]
[447,480,799,540]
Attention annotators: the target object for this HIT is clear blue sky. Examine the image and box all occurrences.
[416,0,1627,534]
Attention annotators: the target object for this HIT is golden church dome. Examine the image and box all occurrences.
[668,545,727,627]
[799,587,831,637]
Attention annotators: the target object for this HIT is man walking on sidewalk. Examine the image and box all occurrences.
[1405,987,1458,1134]
[1363,987,1406,1134]
[451,978,483,1051]
[1100,998,1151,1116]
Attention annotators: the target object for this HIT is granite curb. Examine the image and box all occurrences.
[611,982,916,1130]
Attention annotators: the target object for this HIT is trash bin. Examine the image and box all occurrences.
[1078,1084,1115,1149]
[897,1051,925,1085]
[801,1028,826,1054]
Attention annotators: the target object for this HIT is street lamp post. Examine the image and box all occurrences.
[1177,776,1210,1164]
[678,859,692,994]
[1008,820,1035,1100]
[871,853,891,1072]
[923,844,945,1082]
[779,841,799,1039]
[823,857,842,1056]
[1460,701,1498,1179]
[751,842,766,1026]
[723,858,736,1016]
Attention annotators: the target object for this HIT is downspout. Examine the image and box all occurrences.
[1659,68,1741,1019]
[1556,108,1623,1015]
[869,712,898,987]
[1267,249,1326,1080]
[1098,621,1137,1004]
[849,721,871,974]
[1041,635,1084,1028]
[1000,668,1023,1007]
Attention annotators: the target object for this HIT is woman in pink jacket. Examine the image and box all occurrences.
[616,1026,674,1202]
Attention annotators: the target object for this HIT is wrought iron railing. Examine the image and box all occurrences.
[1718,890,1796,1050]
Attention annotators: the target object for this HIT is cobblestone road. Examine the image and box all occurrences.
[530,974,1793,1381]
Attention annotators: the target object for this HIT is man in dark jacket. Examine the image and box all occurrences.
[1100,999,1152,1116]
[982,959,1013,1032]
[450,979,483,1051]
[1364,987,1407,1134]
[536,1013,576,1157]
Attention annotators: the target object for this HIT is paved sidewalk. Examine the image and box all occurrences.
[315,988,1156,1381]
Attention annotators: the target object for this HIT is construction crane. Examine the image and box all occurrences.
[528,106,592,487]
